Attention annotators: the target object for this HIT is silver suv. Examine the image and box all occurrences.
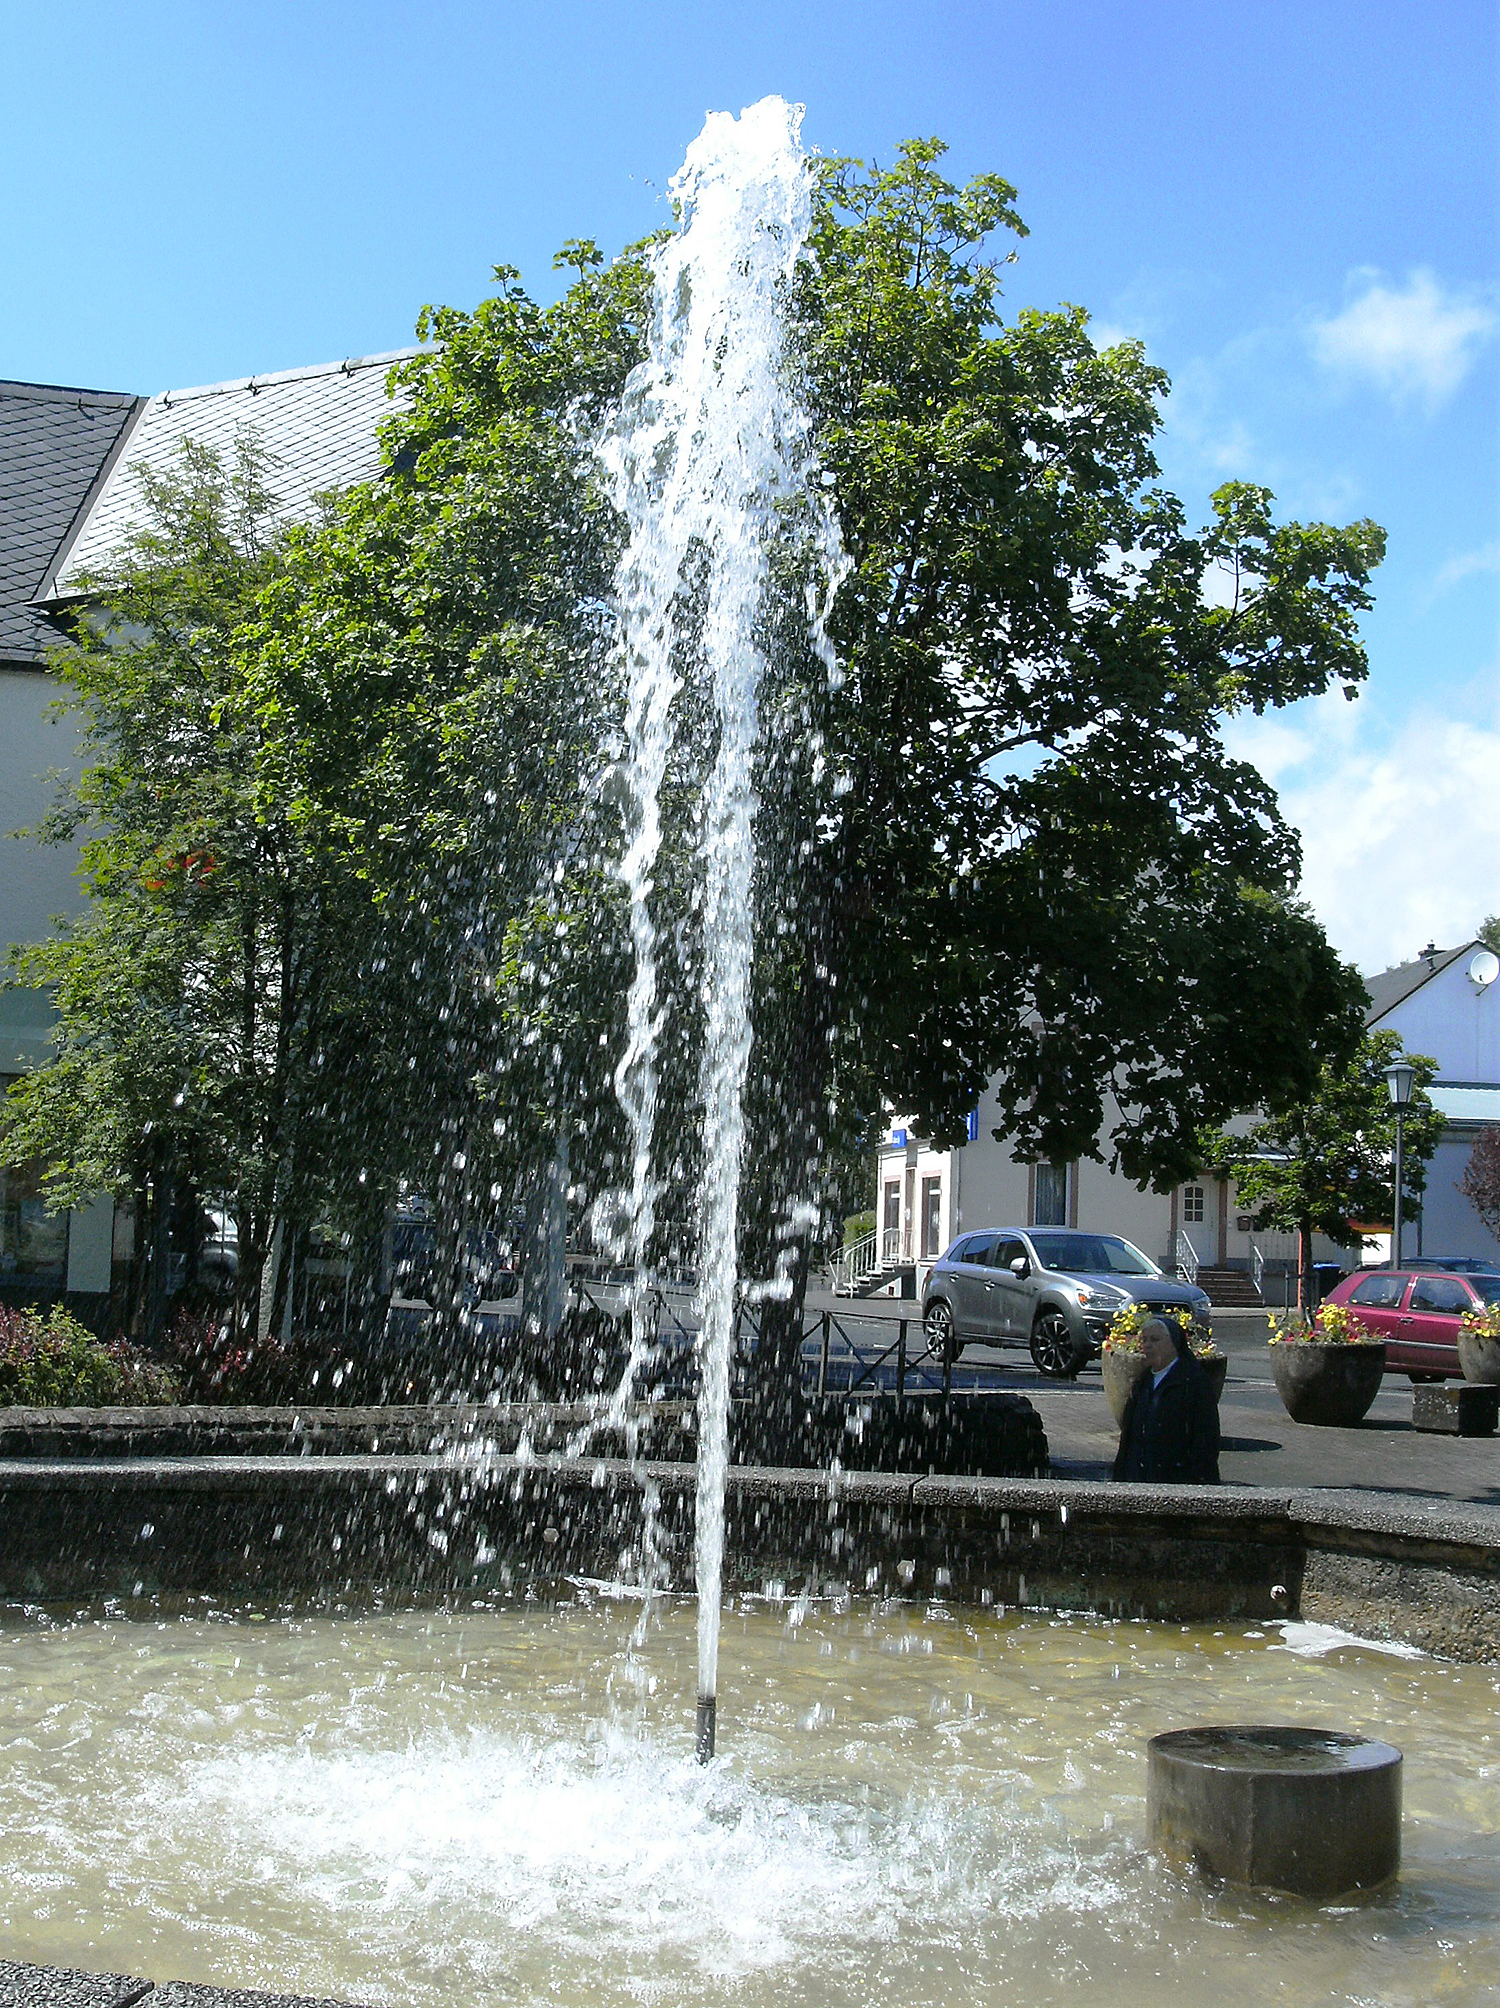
[922,1227,1213,1378]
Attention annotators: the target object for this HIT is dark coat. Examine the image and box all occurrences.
[1112,1352,1221,1484]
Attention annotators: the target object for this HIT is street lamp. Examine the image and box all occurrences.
[1385,1060,1416,1267]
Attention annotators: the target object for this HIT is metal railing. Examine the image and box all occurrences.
[1174,1230,1200,1287]
[830,1229,881,1296]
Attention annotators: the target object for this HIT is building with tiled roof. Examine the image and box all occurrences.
[46,351,410,598]
[1,354,408,1302]
[0,378,142,667]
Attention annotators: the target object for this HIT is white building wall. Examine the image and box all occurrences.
[1376,954,1500,1084]
[0,668,84,956]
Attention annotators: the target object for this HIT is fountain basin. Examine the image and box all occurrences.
[0,1597,1494,2007]
[1148,1725,1402,1896]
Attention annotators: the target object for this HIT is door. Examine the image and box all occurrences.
[985,1233,1034,1338]
[920,1177,943,1260]
[1342,1271,1408,1345]
[882,1181,901,1266]
[945,1232,996,1340]
[1397,1272,1471,1375]
[1179,1182,1210,1266]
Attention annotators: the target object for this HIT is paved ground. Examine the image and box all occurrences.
[797,1295,1500,1504]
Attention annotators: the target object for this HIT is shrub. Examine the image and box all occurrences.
[0,1305,179,1406]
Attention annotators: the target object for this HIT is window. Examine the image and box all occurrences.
[1182,1185,1205,1224]
[1409,1274,1472,1316]
[991,1236,1028,1272]
[0,1162,67,1288]
[1349,1273,1406,1309]
[920,1177,942,1258]
[1027,1232,1158,1276]
[1033,1162,1068,1228]
[959,1233,996,1267]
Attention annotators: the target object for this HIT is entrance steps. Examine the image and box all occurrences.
[1196,1265,1263,1307]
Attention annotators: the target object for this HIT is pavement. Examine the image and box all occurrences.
[797,1295,1500,1505]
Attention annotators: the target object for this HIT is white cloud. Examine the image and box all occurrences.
[1430,540,1500,596]
[1250,691,1500,972]
[1310,270,1496,410]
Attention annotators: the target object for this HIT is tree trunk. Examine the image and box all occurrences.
[1298,1219,1315,1317]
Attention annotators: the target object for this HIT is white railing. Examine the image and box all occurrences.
[882,1225,904,1266]
[1175,1230,1200,1287]
[829,1225,908,1295]
[831,1229,880,1296]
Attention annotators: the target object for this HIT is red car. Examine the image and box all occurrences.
[1322,1267,1500,1379]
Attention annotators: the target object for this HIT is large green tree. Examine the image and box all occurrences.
[1203,1031,1443,1309]
[731,142,1377,1378]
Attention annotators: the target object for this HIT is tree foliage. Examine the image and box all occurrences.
[2,436,381,1337]
[8,138,1388,1393]
[1203,1030,1443,1307]
[1461,1126,1500,1242]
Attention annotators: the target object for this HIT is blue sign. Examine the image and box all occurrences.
[966,1107,980,1143]
[891,1128,908,1149]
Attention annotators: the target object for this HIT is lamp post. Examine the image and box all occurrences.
[1385,1060,1416,1268]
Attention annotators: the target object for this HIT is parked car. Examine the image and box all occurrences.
[1321,1268,1500,1379]
[1403,1257,1500,1276]
[921,1227,1214,1378]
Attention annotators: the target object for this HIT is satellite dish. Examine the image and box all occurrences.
[1469,949,1500,990]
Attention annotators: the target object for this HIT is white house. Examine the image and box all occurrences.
[0,355,407,1307]
[871,938,1500,1302]
[1363,940,1500,1267]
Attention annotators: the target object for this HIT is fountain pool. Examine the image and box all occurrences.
[2,1596,1497,2006]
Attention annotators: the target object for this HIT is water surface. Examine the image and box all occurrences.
[1,1596,1495,2006]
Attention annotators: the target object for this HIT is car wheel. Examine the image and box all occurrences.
[1030,1307,1082,1379]
[925,1300,961,1364]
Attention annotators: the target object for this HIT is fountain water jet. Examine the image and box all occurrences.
[597,96,846,1758]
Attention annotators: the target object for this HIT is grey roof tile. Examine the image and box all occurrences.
[51,352,415,595]
[0,379,141,665]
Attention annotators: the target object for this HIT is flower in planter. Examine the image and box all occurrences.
[1460,1302,1500,1342]
[1268,1302,1377,1345]
[1103,1301,1221,1360]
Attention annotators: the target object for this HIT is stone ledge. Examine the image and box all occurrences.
[0,1457,1494,1656]
[0,1970,374,2008]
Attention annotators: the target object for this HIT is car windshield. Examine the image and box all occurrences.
[1027,1232,1159,1277]
[1473,1276,1500,1306]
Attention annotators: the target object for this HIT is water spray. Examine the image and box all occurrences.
[600,96,845,1765]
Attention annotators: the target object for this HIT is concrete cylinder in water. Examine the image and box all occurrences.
[1148,1725,1401,1898]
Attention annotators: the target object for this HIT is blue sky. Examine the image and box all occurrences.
[4,1,1495,972]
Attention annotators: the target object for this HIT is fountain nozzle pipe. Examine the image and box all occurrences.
[696,1695,716,1763]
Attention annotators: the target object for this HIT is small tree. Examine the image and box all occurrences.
[1461,1127,1500,1243]
[3,436,383,1341]
[1205,1031,1444,1309]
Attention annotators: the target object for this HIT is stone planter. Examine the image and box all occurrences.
[1199,1354,1229,1404]
[1457,1329,1500,1386]
[1103,1349,1227,1425]
[1270,1342,1385,1427]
